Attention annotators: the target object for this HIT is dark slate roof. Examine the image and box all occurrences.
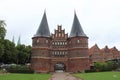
[69,12,86,37]
[34,11,50,37]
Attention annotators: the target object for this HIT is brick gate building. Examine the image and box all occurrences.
[31,12,89,73]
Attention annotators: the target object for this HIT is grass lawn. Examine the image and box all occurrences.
[74,71,120,80]
[0,73,51,80]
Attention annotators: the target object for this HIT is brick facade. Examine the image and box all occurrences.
[89,45,120,66]
[31,26,89,73]
[89,44,104,64]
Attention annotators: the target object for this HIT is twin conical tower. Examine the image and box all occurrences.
[33,11,87,38]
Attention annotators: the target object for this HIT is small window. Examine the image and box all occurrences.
[77,40,80,43]
[60,42,62,45]
[37,39,39,43]
[55,52,56,55]
[46,40,48,43]
[58,52,59,55]
[55,42,57,45]
[57,42,59,45]
[65,42,67,45]
[52,42,54,45]
[60,52,61,55]
[52,52,54,55]
[63,42,64,45]
[62,34,64,37]
[59,33,61,37]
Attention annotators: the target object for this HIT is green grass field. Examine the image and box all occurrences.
[0,73,51,80]
[74,72,120,80]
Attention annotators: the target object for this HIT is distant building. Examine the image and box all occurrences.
[31,12,89,73]
[89,44,104,63]
[89,45,120,66]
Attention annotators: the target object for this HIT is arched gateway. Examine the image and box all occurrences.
[54,62,66,71]
[31,11,90,73]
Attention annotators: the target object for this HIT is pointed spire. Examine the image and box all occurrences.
[17,36,21,45]
[34,11,50,37]
[12,36,15,43]
[69,12,86,37]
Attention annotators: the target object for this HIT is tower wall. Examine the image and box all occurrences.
[68,36,89,72]
[31,37,51,73]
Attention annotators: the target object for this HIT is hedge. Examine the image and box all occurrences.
[6,65,34,73]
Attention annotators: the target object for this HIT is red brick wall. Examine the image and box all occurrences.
[31,26,90,73]
[31,58,50,73]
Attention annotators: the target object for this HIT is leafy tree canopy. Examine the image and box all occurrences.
[0,20,6,39]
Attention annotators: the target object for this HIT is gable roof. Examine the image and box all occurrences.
[101,45,110,53]
[89,44,101,55]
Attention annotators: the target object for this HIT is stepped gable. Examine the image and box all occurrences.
[89,44,101,55]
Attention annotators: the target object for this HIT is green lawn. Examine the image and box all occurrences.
[74,72,120,80]
[0,73,51,80]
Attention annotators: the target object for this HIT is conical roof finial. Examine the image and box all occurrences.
[74,9,76,14]
[69,12,86,37]
[34,11,50,37]
[44,9,46,13]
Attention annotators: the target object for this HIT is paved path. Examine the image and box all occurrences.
[48,72,82,80]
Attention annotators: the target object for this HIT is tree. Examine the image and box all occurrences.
[2,39,17,64]
[16,45,31,64]
[94,61,114,71]
[0,40,4,63]
[0,20,6,63]
[0,20,6,39]
[24,45,32,63]
[0,20,32,64]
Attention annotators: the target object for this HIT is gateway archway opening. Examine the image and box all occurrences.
[54,62,66,72]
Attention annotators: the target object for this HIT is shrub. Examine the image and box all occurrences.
[94,61,113,72]
[85,69,96,73]
[6,65,34,73]
[86,61,120,73]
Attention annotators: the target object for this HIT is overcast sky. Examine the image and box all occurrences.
[0,0,120,49]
